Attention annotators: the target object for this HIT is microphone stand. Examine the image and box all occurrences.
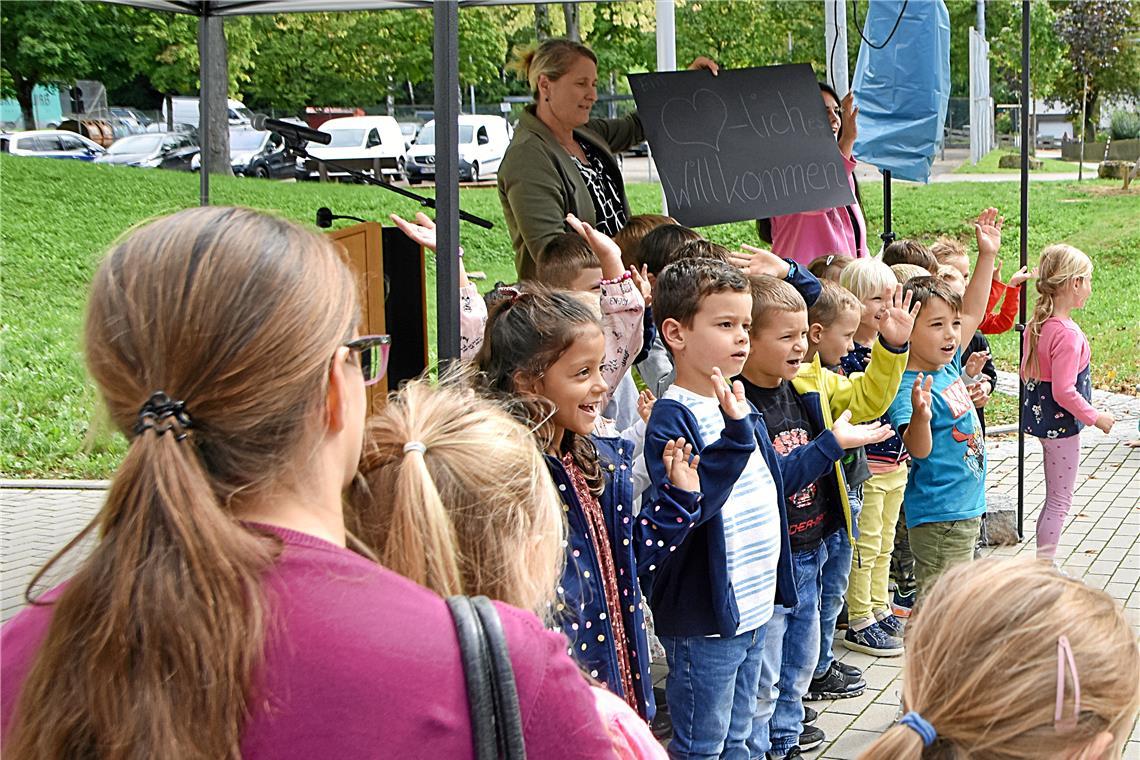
[286,137,494,230]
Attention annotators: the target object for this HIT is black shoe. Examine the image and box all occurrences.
[836,600,849,630]
[799,725,826,750]
[802,704,818,724]
[833,660,864,684]
[770,746,805,760]
[805,661,867,701]
[650,707,673,741]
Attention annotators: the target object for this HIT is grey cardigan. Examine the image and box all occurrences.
[497,105,644,280]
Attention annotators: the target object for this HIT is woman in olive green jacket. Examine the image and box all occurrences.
[498,39,717,281]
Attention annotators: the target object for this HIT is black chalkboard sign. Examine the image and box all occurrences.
[629,63,855,228]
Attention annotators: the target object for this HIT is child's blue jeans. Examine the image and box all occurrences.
[816,488,859,678]
[747,539,827,758]
[660,625,768,760]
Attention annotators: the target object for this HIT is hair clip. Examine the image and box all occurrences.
[825,255,836,266]
[1055,635,1081,733]
[134,391,192,441]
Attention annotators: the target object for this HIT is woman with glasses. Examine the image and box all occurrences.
[0,206,614,759]
[756,82,869,267]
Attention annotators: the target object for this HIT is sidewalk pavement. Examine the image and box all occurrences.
[3,403,1138,757]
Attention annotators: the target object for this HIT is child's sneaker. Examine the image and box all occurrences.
[833,660,864,683]
[804,661,866,700]
[876,613,905,638]
[802,704,818,725]
[844,621,904,657]
[890,588,915,618]
[798,725,825,751]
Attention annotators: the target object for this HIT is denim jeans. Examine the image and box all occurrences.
[661,625,768,760]
[815,519,854,679]
[747,540,826,757]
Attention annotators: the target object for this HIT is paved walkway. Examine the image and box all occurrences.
[3,412,1138,756]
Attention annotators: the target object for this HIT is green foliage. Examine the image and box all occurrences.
[3,156,1139,477]
[675,0,824,71]
[986,0,1066,104]
[1109,110,1140,140]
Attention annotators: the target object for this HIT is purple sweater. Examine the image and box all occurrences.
[1,524,616,759]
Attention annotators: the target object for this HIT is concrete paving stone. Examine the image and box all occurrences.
[854,703,904,734]
[819,728,881,760]
[1083,574,1112,590]
[1126,742,1140,760]
[824,687,879,716]
[835,650,877,672]
[1110,568,1140,586]
[859,664,902,690]
[1106,583,1137,601]
[813,709,855,742]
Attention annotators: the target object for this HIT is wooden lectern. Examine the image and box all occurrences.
[326,221,428,412]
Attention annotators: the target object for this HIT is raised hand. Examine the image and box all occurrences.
[663,437,701,492]
[963,350,989,379]
[390,212,468,285]
[711,367,749,420]
[968,379,991,409]
[637,389,657,423]
[630,264,653,306]
[974,207,1004,260]
[566,213,623,279]
[1008,265,1036,289]
[911,373,934,422]
[838,92,859,157]
[878,285,920,348]
[728,243,791,279]
[831,409,894,449]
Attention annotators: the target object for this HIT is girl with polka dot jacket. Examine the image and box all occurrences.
[476,285,705,722]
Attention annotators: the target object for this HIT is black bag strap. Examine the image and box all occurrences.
[447,595,526,760]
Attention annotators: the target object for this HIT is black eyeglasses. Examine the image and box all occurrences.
[344,335,392,386]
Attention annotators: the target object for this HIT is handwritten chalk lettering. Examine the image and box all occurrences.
[664,154,846,210]
[629,63,856,227]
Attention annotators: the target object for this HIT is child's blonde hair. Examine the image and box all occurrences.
[892,263,932,285]
[349,376,565,616]
[930,236,968,265]
[1024,244,1093,380]
[861,558,1139,760]
[749,274,807,331]
[840,256,895,301]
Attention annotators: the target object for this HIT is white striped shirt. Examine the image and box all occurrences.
[663,386,781,634]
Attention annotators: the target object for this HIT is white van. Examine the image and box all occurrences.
[160,97,253,129]
[302,116,406,182]
[404,115,512,184]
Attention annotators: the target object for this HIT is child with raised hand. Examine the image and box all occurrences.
[859,558,1140,760]
[933,236,1034,335]
[801,281,907,702]
[476,285,703,721]
[639,256,832,758]
[887,208,1004,601]
[740,276,915,759]
[837,256,912,654]
[936,263,999,435]
[1021,245,1114,563]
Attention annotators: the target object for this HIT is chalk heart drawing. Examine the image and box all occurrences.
[661,88,728,152]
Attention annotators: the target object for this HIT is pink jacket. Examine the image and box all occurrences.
[461,279,645,403]
[770,154,868,266]
[1021,317,1098,426]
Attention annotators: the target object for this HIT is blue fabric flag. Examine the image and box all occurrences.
[852,0,951,183]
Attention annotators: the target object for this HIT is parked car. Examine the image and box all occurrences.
[109,107,153,134]
[398,121,420,151]
[160,96,253,129]
[0,130,105,160]
[404,115,512,184]
[225,128,295,178]
[301,115,406,182]
[96,132,198,170]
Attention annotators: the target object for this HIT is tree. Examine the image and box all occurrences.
[0,1,123,126]
[1053,0,1140,139]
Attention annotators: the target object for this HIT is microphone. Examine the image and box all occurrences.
[251,114,331,145]
[316,207,367,228]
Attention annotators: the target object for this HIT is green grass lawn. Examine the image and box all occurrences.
[953,148,1080,174]
[2,156,1138,477]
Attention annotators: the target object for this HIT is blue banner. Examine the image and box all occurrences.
[852,0,951,183]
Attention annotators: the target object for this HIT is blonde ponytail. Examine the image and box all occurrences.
[1023,244,1092,381]
[858,559,1139,760]
[350,376,566,616]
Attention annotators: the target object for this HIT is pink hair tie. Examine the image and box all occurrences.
[1054,635,1081,733]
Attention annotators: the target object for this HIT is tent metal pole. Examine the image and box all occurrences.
[434,0,461,367]
[881,170,894,246]
[197,7,210,206]
[1017,0,1029,540]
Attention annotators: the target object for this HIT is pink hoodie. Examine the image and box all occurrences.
[769,153,868,267]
